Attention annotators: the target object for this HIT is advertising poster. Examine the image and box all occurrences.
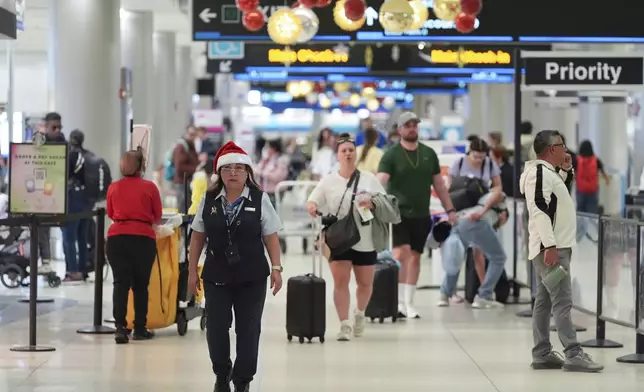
[9,143,68,215]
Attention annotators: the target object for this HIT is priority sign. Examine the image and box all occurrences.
[522,51,644,91]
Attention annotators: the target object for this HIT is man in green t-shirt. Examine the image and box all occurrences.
[377,112,457,319]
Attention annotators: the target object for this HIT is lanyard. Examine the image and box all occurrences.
[221,197,243,245]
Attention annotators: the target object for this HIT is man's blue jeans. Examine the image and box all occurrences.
[62,189,91,275]
[451,219,507,299]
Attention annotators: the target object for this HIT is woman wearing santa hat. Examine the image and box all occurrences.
[188,141,283,392]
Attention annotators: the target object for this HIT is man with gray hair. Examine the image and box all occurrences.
[519,130,603,372]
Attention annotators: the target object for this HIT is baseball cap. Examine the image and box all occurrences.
[426,220,452,249]
[397,112,420,127]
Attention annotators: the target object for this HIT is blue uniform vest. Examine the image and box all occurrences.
[201,188,269,285]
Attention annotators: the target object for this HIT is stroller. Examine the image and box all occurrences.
[0,226,62,288]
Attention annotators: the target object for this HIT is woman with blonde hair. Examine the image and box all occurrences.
[355,128,384,174]
[106,149,162,344]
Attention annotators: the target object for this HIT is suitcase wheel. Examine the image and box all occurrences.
[392,316,397,323]
[370,317,375,323]
[319,336,325,343]
[287,334,293,342]
[200,316,207,331]
[379,317,384,324]
[177,312,188,336]
[307,337,312,343]
[298,336,305,344]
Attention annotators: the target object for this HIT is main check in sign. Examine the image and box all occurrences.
[523,51,644,91]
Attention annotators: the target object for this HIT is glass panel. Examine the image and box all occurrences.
[513,200,530,288]
[601,219,639,327]
[570,215,599,313]
[638,226,644,334]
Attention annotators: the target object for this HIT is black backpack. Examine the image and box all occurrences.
[83,151,112,203]
[448,157,493,211]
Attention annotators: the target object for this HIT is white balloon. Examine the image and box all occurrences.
[294,6,319,44]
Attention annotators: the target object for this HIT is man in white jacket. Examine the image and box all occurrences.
[519,130,603,373]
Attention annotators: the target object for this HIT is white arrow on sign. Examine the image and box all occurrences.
[365,7,378,27]
[219,61,232,73]
[199,8,217,23]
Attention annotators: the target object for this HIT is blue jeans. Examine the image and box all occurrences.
[451,219,507,299]
[62,190,91,275]
[441,271,460,297]
[576,190,599,214]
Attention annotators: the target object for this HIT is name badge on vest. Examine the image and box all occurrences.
[244,207,256,212]
[211,206,217,215]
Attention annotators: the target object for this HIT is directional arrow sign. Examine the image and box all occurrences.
[199,8,217,23]
[365,7,378,27]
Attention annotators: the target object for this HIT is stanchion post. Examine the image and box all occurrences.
[516,262,535,318]
[77,208,115,334]
[10,215,55,352]
[617,225,644,363]
[582,216,622,348]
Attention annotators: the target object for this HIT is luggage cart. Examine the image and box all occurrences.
[274,181,319,254]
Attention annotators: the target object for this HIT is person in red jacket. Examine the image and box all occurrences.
[575,140,611,213]
[106,149,163,344]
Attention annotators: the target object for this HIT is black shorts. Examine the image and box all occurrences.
[392,216,433,254]
[331,249,377,266]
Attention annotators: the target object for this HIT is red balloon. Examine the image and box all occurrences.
[299,0,317,7]
[315,0,332,7]
[242,10,265,32]
[236,0,260,13]
[455,13,476,33]
[344,0,366,21]
[460,0,482,15]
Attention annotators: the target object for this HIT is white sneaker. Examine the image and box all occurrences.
[397,303,408,318]
[436,294,450,307]
[405,304,420,319]
[337,321,352,341]
[38,264,52,274]
[353,310,366,337]
[471,295,505,309]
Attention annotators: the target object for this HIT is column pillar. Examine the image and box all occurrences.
[465,84,487,139]
[487,83,514,144]
[578,95,629,214]
[176,45,194,129]
[120,10,154,155]
[153,31,177,168]
[48,0,121,173]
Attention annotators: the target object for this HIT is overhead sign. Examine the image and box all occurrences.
[193,0,350,42]
[206,44,526,75]
[0,0,17,38]
[523,51,644,91]
[207,41,245,60]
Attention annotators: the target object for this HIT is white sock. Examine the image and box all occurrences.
[398,283,407,306]
[355,309,365,316]
[405,284,417,307]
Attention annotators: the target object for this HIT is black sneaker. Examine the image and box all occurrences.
[114,326,129,344]
[214,380,231,392]
[132,329,155,341]
[234,384,250,392]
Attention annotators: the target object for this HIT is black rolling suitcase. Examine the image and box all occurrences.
[464,249,510,304]
[286,221,326,344]
[365,262,399,323]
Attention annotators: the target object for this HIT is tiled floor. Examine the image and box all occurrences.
[1,249,644,392]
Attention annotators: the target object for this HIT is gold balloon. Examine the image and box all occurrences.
[362,86,376,99]
[379,0,414,33]
[408,0,429,30]
[433,0,461,21]
[268,9,303,46]
[349,93,362,108]
[366,98,380,111]
[334,82,351,94]
[333,0,366,32]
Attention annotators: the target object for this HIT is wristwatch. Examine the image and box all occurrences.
[271,265,283,273]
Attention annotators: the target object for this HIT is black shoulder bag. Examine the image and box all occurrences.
[324,171,361,256]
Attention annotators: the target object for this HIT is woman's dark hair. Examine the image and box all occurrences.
[578,140,595,157]
[469,138,489,154]
[317,128,333,149]
[208,165,262,195]
[466,134,480,143]
[203,157,215,176]
[267,139,283,155]
[359,128,379,163]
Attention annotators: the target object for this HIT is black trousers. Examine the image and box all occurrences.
[204,279,267,385]
[106,235,157,331]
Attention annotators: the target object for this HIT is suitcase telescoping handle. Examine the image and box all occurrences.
[312,215,324,278]
[388,223,393,250]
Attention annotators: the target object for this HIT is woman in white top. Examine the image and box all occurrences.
[307,133,386,341]
[310,128,337,180]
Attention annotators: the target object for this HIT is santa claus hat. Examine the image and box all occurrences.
[214,141,253,171]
